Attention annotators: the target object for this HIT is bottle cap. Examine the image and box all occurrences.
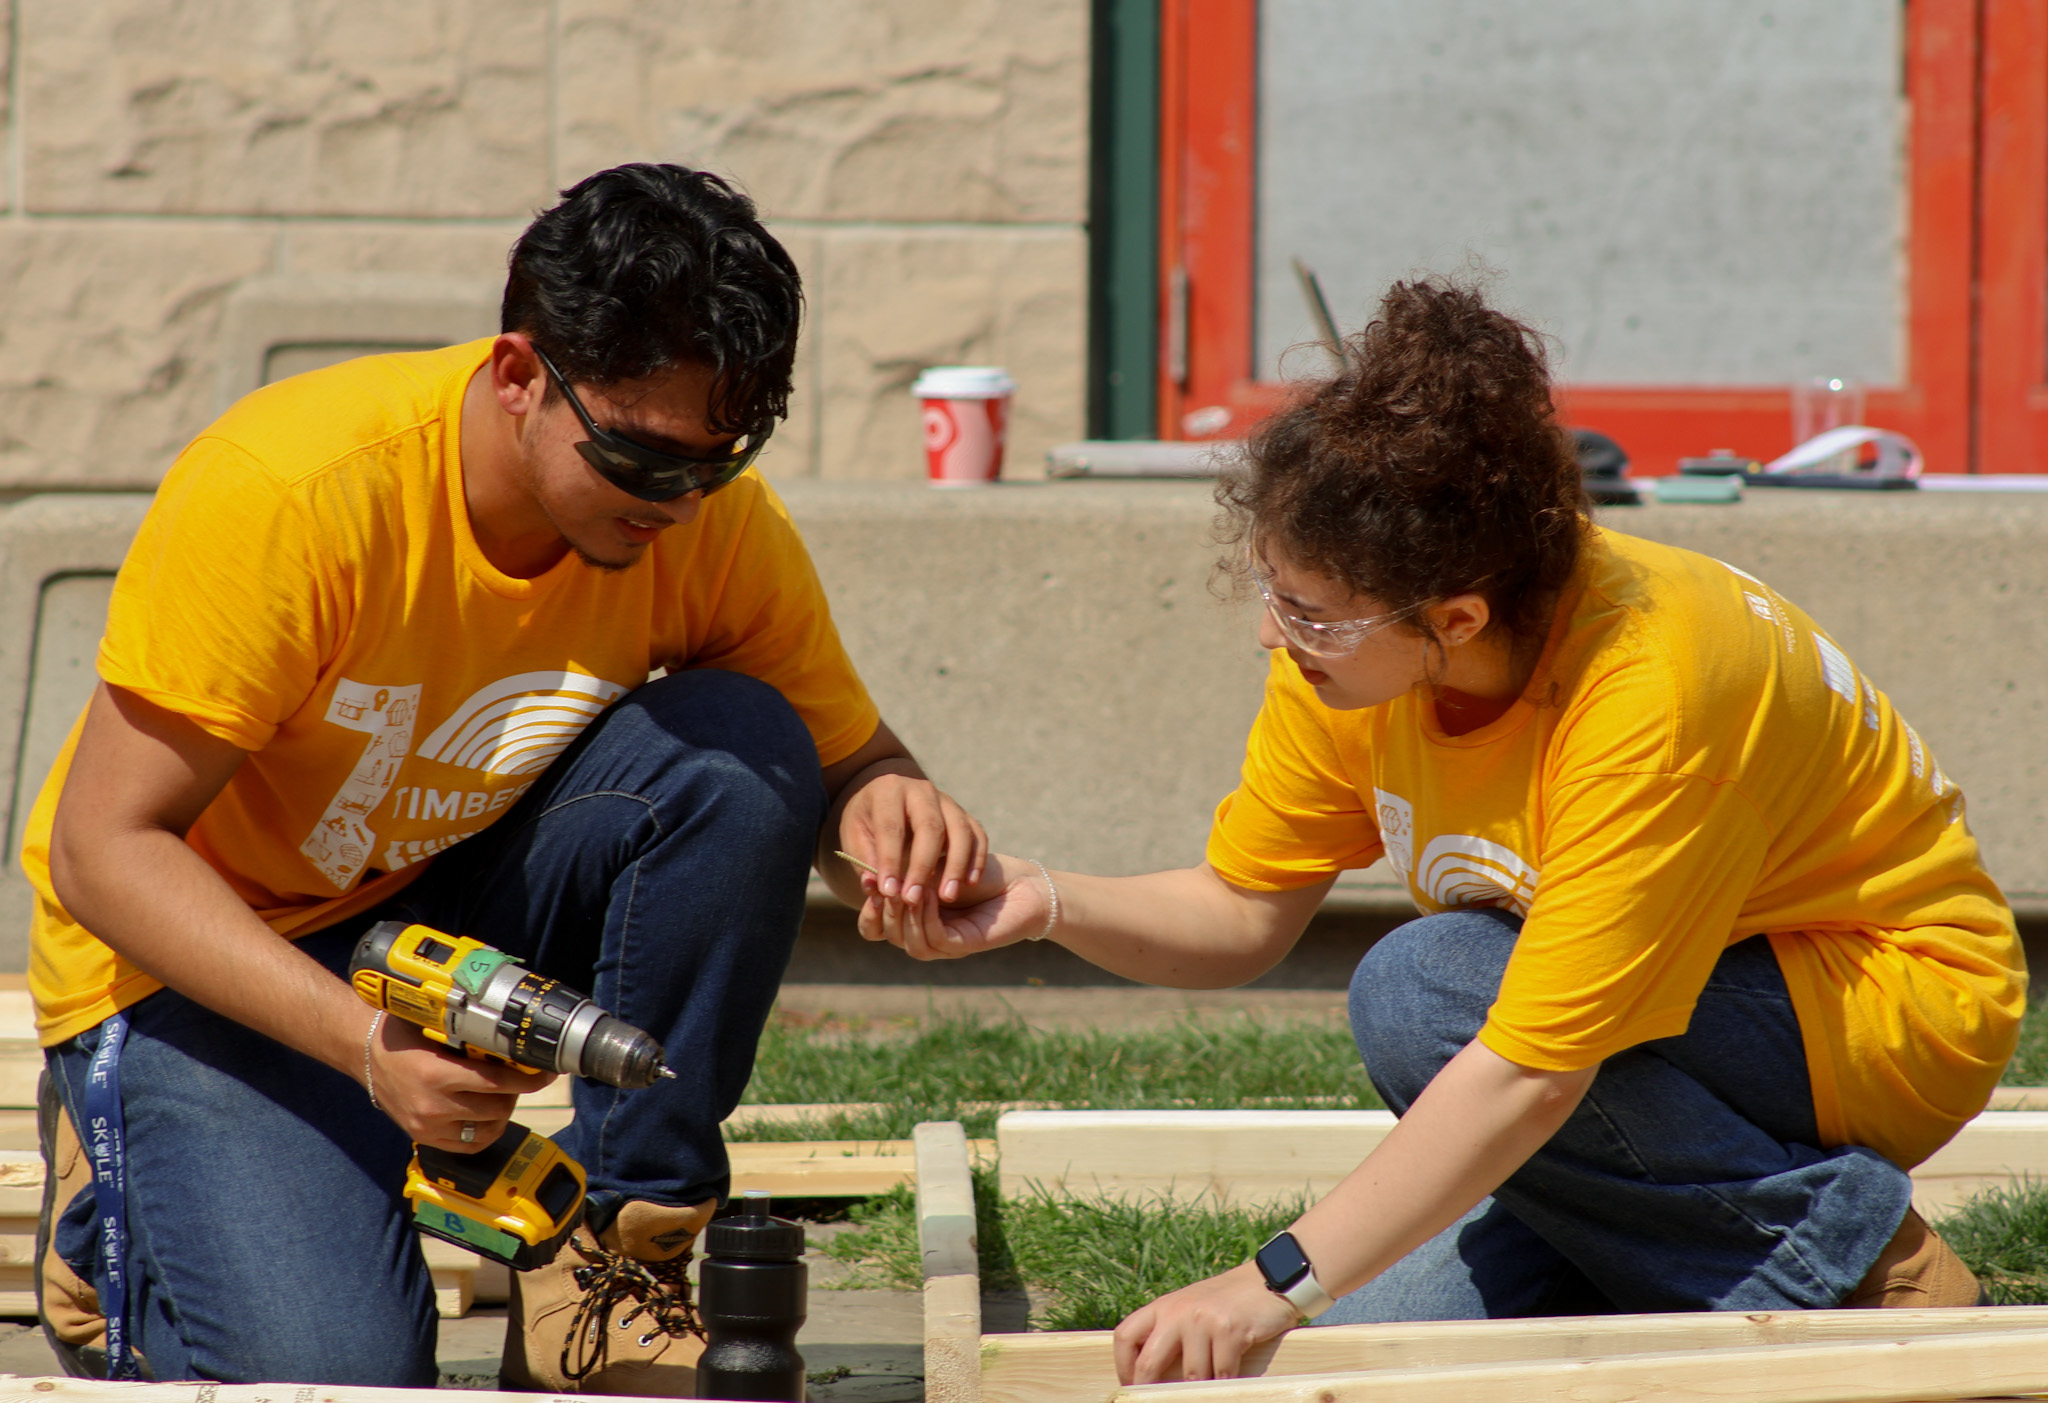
[706,1192,805,1261]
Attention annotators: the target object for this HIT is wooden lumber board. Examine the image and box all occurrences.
[1000,1110,1389,1206]
[0,1384,662,1403]
[0,1046,38,1112]
[916,1122,979,1279]
[1986,1085,2048,1110]
[1,1131,936,1205]
[998,1109,2048,1213]
[0,1389,2008,1403]
[0,1257,478,1323]
[978,1307,2048,1403]
[917,1121,982,1403]
[1110,1327,2048,1403]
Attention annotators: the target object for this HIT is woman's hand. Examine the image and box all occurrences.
[1113,1262,1302,1385]
[365,1014,555,1152]
[856,852,1047,961]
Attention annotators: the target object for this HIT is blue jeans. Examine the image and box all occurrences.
[46,670,826,1383]
[1319,908,1914,1323]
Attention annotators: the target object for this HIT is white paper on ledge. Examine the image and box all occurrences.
[1763,425,1922,479]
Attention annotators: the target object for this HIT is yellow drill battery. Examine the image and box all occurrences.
[408,1122,586,1270]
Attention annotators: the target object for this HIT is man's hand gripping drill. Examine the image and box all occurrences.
[349,920,674,1269]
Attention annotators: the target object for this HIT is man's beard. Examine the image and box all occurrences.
[536,496,647,573]
[570,540,639,573]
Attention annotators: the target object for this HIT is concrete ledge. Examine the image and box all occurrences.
[216,274,500,415]
[0,483,2042,969]
[0,495,155,965]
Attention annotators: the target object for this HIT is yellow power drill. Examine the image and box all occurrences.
[349,920,675,1269]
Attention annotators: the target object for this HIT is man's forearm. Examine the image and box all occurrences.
[53,824,371,1079]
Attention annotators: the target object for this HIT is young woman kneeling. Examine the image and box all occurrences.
[862,279,2023,1385]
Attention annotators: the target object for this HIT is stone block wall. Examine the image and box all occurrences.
[0,0,1088,489]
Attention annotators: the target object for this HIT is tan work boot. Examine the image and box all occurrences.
[1846,1207,1988,1307]
[35,1071,111,1375]
[502,1198,718,1394]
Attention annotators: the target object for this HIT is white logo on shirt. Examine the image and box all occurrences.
[301,678,423,889]
[1372,789,1416,883]
[1813,633,1858,706]
[415,671,629,777]
[1372,788,1539,917]
[1415,834,1541,917]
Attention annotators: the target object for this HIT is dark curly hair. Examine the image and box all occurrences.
[1217,276,1587,660]
[502,164,803,439]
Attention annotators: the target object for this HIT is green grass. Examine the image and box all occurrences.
[1932,1180,2048,1304]
[730,1010,1379,1142]
[2002,994,2048,1086]
[738,988,2048,1144]
[782,998,2048,1319]
[818,1168,1307,1330]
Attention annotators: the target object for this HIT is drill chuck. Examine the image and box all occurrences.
[580,1013,674,1090]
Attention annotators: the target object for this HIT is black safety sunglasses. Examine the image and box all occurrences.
[532,347,767,502]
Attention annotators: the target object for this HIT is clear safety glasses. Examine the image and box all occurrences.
[1249,555,1416,658]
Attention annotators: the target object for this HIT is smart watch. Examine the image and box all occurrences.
[1253,1230,1335,1319]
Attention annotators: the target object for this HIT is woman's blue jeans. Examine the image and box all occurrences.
[44,670,827,1383]
[1320,907,1915,1323]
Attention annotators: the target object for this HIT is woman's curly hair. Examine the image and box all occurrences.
[1218,276,1587,659]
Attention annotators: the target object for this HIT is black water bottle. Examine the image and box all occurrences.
[697,1190,808,1401]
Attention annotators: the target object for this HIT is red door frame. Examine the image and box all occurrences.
[1978,0,2048,472]
[1157,0,1998,474]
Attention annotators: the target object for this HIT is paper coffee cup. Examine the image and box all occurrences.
[913,366,1017,487]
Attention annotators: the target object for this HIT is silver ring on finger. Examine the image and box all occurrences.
[460,1121,477,1145]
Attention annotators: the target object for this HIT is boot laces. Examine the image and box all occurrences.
[560,1237,704,1382]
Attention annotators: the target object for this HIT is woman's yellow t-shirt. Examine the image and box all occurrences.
[1207,527,2023,1169]
[22,340,880,1046]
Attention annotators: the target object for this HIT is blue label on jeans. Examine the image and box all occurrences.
[83,1013,137,1380]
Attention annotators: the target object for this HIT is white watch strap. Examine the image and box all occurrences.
[1282,1265,1335,1319]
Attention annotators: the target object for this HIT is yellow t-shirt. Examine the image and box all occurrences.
[1207,527,2022,1169]
[23,340,880,1045]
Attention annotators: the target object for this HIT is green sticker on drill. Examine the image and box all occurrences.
[413,1198,522,1262]
[453,948,515,998]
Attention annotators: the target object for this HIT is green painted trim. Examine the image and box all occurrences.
[1089,0,1161,440]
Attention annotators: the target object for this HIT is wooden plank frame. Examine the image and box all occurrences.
[1112,1329,2048,1403]
[995,1108,2048,1221]
[918,1111,2048,1403]
[919,1121,984,1403]
[985,1309,2048,1403]
[1155,0,1995,475]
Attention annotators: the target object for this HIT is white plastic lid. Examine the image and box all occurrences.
[912,365,1017,399]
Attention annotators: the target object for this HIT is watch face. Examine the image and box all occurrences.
[1256,1231,1311,1292]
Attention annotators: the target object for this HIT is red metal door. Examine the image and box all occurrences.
[1158,0,2011,475]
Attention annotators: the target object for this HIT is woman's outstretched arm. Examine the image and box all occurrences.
[857,853,1330,989]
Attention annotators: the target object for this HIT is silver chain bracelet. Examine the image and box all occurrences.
[363,1009,385,1110]
[1026,858,1060,942]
